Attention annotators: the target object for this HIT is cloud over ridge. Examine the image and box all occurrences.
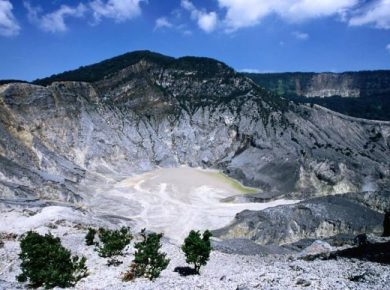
[218,0,359,31]
[0,0,20,36]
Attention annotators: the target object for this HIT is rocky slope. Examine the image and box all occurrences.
[1,51,390,205]
[1,51,390,246]
[214,191,389,245]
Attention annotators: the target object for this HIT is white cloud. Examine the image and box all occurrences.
[218,0,358,31]
[181,0,218,33]
[218,0,272,30]
[41,4,86,33]
[239,68,276,73]
[282,0,359,22]
[197,11,218,33]
[181,0,195,12]
[90,0,144,23]
[387,43,390,53]
[349,0,390,29]
[25,2,86,33]
[0,0,20,36]
[154,17,172,30]
[239,68,262,73]
[154,16,194,35]
[24,2,40,23]
[293,31,309,40]
[25,0,144,33]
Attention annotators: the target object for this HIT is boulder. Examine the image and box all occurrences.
[297,240,333,261]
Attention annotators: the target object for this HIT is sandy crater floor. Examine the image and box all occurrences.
[83,166,298,243]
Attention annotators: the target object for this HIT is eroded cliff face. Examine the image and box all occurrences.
[245,71,390,99]
[302,73,359,98]
[245,71,390,121]
[1,55,389,206]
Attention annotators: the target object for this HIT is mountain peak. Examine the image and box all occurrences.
[33,51,233,86]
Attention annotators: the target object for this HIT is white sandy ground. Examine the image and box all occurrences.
[81,167,298,243]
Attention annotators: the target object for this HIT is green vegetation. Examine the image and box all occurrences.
[181,230,212,274]
[171,56,234,79]
[85,228,96,246]
[211,171,258,194]
[290,94,390,121]
[33,51,174,85]
[32,50,233,86]
[0,79,29,85]
[244,71,390,121]
[97,227,132,257]
[17,231,87,289]
[123,229,169,281]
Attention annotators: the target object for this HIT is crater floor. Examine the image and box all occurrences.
[81,166,298,243]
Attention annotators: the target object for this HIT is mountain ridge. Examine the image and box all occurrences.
[32,50,234,86]
[26,50,390,121]
[245,70,390,120]
[0,51,390,246]
[1,51,389,197]
[2,50,389,122]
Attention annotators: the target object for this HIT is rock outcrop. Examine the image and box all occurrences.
[213,192,386,245]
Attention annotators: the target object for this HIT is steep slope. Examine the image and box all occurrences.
[1,51,389,207]
[214,191,389,245]
[245,71,390,120]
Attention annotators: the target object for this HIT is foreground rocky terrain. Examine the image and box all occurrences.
[0,213,389,290]
[0,51,389,288]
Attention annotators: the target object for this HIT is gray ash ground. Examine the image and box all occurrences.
[1,220,389,290]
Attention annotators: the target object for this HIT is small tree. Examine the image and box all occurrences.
[17,231,88,289]
[97,227,132,257]
[85,228,96,246]
[123,229,169,281]
[181,230,212,274]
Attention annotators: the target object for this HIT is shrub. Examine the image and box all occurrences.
[123,229,169,281]
[85,228,96,246]
[97,227,132,257]
[181,230,212,274]
[17,231,88,289]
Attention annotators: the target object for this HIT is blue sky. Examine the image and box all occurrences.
[0,0,390,81]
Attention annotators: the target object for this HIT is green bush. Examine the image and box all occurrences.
[123,229,169,281]
[17,231,88,289]
[181,230,212,273]
[85,228,96,246]
[97,227,132,257]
